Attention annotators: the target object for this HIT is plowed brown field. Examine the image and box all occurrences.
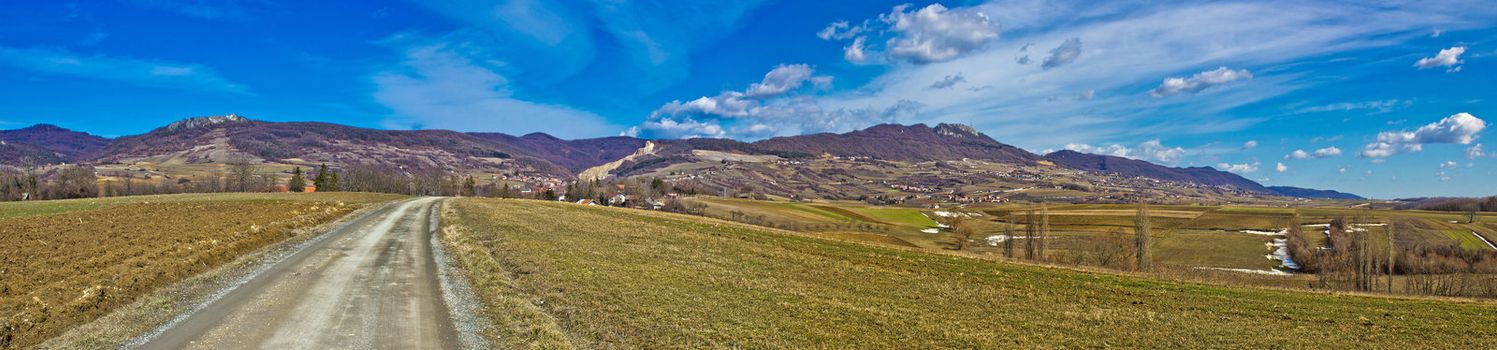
[0,193,402,349]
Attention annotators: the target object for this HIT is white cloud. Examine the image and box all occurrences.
[882,4,1000,64]
[0,46,245,93]
[373,41,617,139]
[1286,146,1341,159]
[1041,38,1083,69]
[1437,171,1452,181]
[747,64,827,99]
[1275,162,1288,173]
[1217,161,1261,174]
[635,64,922,139]
[844,36,868,63]
[824,4,999,64]
[1243,140,1259,150]
[1150,67,1253,97]
[798,1,1487,152]
[1360,113,1487,158]
[929,74,967,89]
[1285,149,1309,160]
[1297,99,1411,114]
[1469,143,1486,159]
[816,20,865,40]
[1064,139,1186,165]
[1415,46,1465,71]
[1440,161,1459,169]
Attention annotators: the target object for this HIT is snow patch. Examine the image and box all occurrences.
[1194,267,1292,276]
[1240,229,1286,236]
[1266,238,1300,270]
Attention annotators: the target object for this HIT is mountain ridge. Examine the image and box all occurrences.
[0,116,1358,199]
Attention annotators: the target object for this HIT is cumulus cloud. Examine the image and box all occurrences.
[1243,140,1259,150]
[1041,38,1083,70]
[844,36,868,63]
[1150,67,1253,97]
[0,46,246,93]
[881,4,1000,64]
[1284,147,1339,159]
[821,4,999,64]
[1469,144,1486,159]
[1064,139,1187,165]
[1314,147,1343,158]
[1440,161,1459,169]
[1415,46,1465,72]
[1285,150,1309,160]
[746,64,828,99]
[929,74,967,89]
[1360,113,1487,158]
[1275,162,1288,173]
[1217,161,1261,174]
[634,64,921,139]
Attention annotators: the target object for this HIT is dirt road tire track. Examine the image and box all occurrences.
[131,197,475,349]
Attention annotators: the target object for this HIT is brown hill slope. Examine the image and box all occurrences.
[0,124,110,163]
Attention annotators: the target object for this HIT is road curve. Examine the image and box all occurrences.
[135,197,461,349]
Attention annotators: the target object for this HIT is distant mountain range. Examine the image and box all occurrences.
[0,115,1360,199]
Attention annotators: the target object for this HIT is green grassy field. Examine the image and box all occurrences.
[441,198,1497,348]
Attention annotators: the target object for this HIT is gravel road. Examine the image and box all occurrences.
[133,197,473,349]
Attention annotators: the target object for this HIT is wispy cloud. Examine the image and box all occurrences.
[372,40,617,138]
[0,46,246,93]
[800,0,1476,153]
[1296,99,1411,114]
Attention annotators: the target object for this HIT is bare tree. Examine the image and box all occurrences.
[227,158,257,192]
[1025,208,1037,260]
[1134,203,1151,271]
[951,218,976,251]
[1038,203,1050,261]
[1003,218,1016,258]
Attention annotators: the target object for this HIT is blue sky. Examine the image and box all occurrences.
[0,0,1493,199]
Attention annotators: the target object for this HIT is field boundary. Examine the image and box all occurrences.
[35,198,404,349]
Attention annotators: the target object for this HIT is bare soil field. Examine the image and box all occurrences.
[0,193,402,349]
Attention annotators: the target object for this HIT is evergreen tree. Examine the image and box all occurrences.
[313,164,331,190]
[463,176,477,197]
[288,167,306,192]
[327,171,339,192]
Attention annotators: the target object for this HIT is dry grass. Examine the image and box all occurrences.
[0,193,401,349]
[443,198,1497,348]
